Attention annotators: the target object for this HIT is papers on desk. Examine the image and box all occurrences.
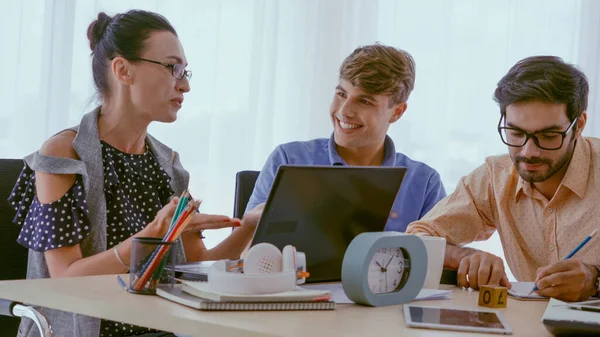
[415,289,453,301]
[180,280,332,302]
[507,282,547,301]
[301,283,451,304]
[541,298,600,335]
[174,261,215,272]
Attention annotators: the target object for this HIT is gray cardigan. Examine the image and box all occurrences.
[18,108,189,337]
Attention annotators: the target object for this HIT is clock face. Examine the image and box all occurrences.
[367,247,408,294]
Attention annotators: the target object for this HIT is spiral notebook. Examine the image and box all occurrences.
[507,282,547,301]
[156,285,336,311]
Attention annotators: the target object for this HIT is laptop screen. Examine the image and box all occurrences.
[250,165,406,283]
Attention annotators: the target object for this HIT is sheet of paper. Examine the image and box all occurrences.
[417,288,453,301]
[301,283,451,304]
[181,280,331,301]
[174,261,216,271]
[508,282,546,300]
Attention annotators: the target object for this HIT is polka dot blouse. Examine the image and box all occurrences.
[10,141,175,336]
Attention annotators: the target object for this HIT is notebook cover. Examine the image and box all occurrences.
[542,298,600,336]
[157,285,336,311]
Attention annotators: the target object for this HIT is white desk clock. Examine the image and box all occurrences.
[341,232,427,306]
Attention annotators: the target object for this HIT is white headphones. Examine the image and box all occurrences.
[208,243,308,295]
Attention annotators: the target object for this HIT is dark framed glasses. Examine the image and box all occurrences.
[132,57,192,81]
[497,114,578,150]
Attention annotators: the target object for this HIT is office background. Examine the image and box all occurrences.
[1,0,599,281]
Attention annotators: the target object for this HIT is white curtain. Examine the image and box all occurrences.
[2,0,598,280]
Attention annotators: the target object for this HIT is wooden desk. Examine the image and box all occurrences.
[0,275,551,337]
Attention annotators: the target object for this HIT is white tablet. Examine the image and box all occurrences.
[404,305,512,335]
[566,299,600,313]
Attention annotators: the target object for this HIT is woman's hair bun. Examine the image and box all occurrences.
[86,12,112,51]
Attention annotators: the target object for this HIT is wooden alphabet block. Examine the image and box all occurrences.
[478,285,508,308]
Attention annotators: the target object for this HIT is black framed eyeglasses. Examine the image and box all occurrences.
[132,58,192,81]
[497,114,578,150]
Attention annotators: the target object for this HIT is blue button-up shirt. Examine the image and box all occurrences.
[246,135,447,232]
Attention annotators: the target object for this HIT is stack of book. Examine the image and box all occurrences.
[157,280,335,311]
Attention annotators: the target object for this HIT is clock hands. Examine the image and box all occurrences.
[375,251,397,274]
[378,252,397,292]
[374,251,402,293]
[384,252,395,269]
[385,269,388,292]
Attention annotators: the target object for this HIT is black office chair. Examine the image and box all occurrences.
[0,159,52,336]
[232,170,260,219]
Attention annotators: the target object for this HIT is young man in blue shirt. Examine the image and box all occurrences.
[246,43,446,232]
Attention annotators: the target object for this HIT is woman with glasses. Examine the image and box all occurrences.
[9,10,260,337]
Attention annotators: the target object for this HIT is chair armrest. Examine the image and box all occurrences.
[0,299,53,337]
[0,298,18,317]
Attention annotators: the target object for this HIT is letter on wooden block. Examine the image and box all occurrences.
[478,285,508,308]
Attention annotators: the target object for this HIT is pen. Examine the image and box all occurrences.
[116,275,128,291]
[529,228,598,295]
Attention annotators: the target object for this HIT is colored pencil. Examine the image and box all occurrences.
[529,228,598,295]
